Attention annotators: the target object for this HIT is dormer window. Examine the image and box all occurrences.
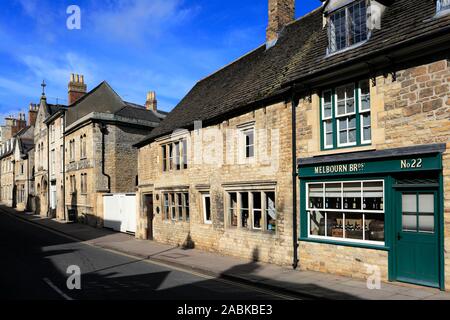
[437,0,450,13]
[328,0,368,54]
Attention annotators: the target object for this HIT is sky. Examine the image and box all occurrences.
[0,0,322,122]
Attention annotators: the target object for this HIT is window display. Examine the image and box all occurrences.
[307,180,385,244]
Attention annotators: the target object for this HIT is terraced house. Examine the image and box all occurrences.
[135,0,450,290]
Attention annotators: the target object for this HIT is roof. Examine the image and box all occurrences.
[66,81,165,127]
[134,0,450,148]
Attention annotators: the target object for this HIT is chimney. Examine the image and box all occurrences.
[28,103,38,126]
[68,73,87,105]
[145,91,158,112]
[266,0,295,44]
[10,113,27,137]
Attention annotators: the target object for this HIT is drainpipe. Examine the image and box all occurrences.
[62,113,67,221]
[99,123,111,192]
[291,90,299,270]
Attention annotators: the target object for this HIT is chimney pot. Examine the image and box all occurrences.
[68,73,87,105]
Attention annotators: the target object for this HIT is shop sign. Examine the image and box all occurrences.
[299,154,441,178]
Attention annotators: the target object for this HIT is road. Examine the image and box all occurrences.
[0,211,293,300]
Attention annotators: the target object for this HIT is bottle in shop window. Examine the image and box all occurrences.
[325,198,329,209]
[352,198,357,209]
[363,198,367,209]
[380,200,383,210]
[336,198,340,209]
[309,199,313,208]
[344,198,349,209]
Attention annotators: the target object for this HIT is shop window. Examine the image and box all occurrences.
[265,192,277,232]
[176,193,183,221]
[328,0,368,54]
[229,192,238,227]
[241,192,249,228]
[307,180,385,244]
[203,194,212,224]
[163,192,190,222]
[227,190,276,232]
[321,80,371,150]
[163,193,169,220]
[252,192,262,230]
[183,193,190,222]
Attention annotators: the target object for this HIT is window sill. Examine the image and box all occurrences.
[326,40,368,57]
[299,237,389,251]
[316,145,375,157]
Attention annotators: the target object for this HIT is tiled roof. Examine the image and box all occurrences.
[66,81,165,126]
[135,0,450,147]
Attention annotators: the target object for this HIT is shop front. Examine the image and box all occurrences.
[298,144,446,289]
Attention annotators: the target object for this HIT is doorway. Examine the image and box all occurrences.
[143,194,154,240]
[395,189,440,288]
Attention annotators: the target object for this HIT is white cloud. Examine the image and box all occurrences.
[88,0,199,44]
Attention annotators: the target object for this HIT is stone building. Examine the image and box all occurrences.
[135,0,450,290]
[13,126,35,211]
[0,124,34,208]
[33,87,66,217]
[63,77,166,227]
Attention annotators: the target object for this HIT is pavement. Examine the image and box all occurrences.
[2,204,450,300]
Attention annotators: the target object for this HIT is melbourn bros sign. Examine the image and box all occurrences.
[298,154,442,178]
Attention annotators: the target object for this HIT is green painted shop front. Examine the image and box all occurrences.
[298,144,446,289]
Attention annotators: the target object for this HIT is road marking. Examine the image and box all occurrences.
[43,278,74,301]
[5,211,299,300]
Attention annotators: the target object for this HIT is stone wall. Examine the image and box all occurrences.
[137,101,295,265]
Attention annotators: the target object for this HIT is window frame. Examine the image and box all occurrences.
[437,0,450,13]
[306,179,385,246]
[162,138,188,172]
[226,190,277,233]
[202,193,212,225]
[320,80,372,150]
[327,0,369,54]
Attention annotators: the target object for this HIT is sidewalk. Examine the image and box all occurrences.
[3,205,450,300]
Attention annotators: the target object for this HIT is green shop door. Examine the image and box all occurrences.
[395,190,440,287]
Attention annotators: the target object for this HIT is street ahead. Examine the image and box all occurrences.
[0,211,290,300]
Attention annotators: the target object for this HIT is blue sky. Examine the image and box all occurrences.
[0,0,321,122]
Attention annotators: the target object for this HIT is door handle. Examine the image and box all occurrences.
[397,233,402,241]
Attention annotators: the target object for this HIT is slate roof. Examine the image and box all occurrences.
[65,81,165,126]
[134,0,450,147]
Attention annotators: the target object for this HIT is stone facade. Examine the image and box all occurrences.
[34,97,50,217]
[296,58,450,285]
[137,101,295,265]
[65,120,157,228]
[47,114,65,220]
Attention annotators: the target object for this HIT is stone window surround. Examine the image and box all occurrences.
[223,181,277,233]
[161,190,190,223]
[161,137,188,173]
[237,121,256,164]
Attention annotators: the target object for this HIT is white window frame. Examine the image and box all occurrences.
[437,0,450,13]
[237,122,256,163]
[359,80,372,145]
[335,83,357,148]
[202,193,212,224]
[306,180,385,246]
